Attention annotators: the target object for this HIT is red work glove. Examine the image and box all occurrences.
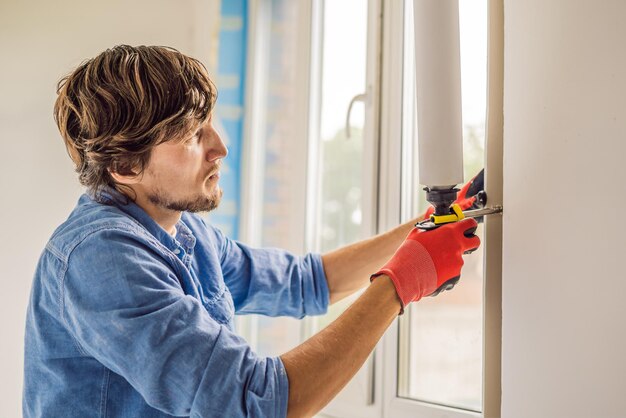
[422,169,485,220]
[371,218,480,313]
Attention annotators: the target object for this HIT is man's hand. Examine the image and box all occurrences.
[423,169,486,220]
[321,170,485,306]
[371,218,480,313]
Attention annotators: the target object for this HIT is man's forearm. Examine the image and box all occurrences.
[280,275,401,418]
[321,215,424,304]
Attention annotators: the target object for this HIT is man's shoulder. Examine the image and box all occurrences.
[47,194,151,261]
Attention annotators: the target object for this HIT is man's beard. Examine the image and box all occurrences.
[147,187,223,213]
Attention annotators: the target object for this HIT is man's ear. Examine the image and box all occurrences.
[108,163,142,186]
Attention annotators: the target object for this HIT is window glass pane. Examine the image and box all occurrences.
[398,0,487,412]
[315,0,369,328]
[313,0,372,407]
[317,0,368,253]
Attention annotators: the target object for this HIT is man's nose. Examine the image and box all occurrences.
[207,131,228,161]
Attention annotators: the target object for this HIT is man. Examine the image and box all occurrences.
[23,45,480,418]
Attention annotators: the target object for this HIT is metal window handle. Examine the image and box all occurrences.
[345,92,368,139]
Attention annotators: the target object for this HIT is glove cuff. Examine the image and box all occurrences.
[371,240,437,314]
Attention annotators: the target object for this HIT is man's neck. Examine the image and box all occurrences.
[133,194,182,236]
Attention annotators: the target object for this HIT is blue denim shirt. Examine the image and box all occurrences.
[23,192,329,417]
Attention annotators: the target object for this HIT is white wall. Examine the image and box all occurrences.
[0,1,218,415]
[502,1,626,417]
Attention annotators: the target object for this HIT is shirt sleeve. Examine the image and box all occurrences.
[207,226,329,318]
[62,228,289,418]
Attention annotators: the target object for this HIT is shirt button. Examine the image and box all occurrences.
[173,248,181,255]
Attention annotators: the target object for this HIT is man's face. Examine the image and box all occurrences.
[136,116,228,213]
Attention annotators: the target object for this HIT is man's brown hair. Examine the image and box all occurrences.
[54,45,217,200]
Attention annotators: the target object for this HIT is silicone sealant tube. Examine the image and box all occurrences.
[413,0,464,189]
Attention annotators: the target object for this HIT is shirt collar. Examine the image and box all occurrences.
[92,188,196,254]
